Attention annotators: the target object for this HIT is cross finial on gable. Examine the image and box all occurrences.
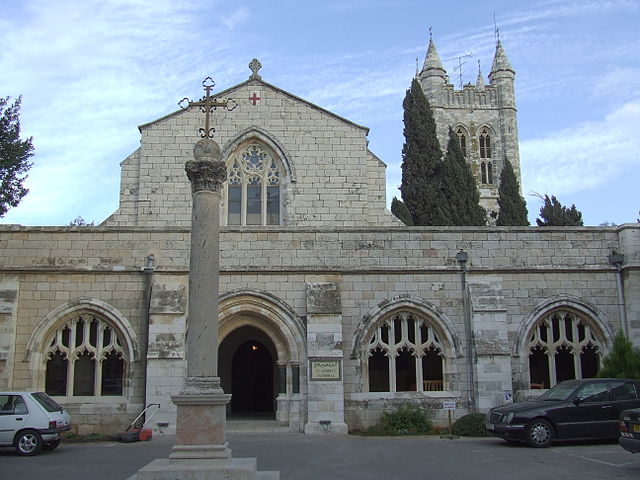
[249,58,262,80]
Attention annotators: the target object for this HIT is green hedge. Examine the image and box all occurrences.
[366,405,433,436]
[451,413,488,436]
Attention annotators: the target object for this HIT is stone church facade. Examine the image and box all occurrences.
[0,41,638,435]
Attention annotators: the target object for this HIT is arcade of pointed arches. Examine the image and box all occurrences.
[352,297,460,394]
[25,299,137,399]
[516,297,613,390]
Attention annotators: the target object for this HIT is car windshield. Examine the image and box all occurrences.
[32,392,64,412]
[537,380,582,401]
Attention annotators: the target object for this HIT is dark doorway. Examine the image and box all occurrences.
[231,339,274,414]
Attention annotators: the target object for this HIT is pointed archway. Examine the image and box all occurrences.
[219,325,277,418]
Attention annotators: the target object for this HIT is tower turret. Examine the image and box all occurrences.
[489,41,515,109]
[418,38,447,102]
[488,40,521,195]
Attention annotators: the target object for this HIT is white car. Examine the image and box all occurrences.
[0,392,71,455]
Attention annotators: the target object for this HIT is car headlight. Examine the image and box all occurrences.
[505,412,514,424]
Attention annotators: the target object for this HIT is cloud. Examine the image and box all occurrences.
[220,6,250,30]
[521,100,640,197]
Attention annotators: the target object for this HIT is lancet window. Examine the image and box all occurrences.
[479,128,491,159]
[527,310,602,389]
[367,312,445,392]
[44,314,127,396]
[225,143,281,226]
[481,162,493,184]
[456,127,467,157]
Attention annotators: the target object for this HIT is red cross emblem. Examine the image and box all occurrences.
[249,91,261,105]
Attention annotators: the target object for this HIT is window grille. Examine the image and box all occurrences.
[44,314,126,396]
[367,312,444,392]
[224,144,281,226]
[527,310,601,389]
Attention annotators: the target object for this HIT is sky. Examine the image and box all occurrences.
[1,0,639,227]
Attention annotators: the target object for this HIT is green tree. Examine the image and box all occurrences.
[496,159,529,226]
[399,79,447,225]
[535,194,583,226]
[598,331,640,379]
[441,127,486,225]
[1,96,34,217]
[391,197,414,225]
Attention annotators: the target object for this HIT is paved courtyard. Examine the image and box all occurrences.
[2,433,640,479]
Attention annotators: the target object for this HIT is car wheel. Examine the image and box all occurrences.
[15,429,43,456]
[42,438,61,451]
[525,418,554,448]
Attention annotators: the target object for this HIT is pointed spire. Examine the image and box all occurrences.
[491,40,513,74]
[476,60,485,89]
[422,37,446,75]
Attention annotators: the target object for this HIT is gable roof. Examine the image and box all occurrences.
[138,77,369,134]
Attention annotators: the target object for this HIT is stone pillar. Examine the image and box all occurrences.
[469,278,513,411]
[169,138,231,461]
[304,282,348,435]
[132,138,279,479]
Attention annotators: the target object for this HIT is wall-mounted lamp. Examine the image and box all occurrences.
[456,249,468,271]
[608,251,624,269]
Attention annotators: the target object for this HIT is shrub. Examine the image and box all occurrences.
[598,331,640,379]
[366,405,433,436]
[451,413,488,436]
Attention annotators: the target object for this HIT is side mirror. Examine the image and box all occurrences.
[573,397,585,405]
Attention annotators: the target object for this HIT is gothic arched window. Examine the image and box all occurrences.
[225,143,281,226]
[481,162,493,184]
[44,313,127,396]
[479,128,492,159]
[367,311,445,392]
[455,127,467,157]
[527,310,602,389]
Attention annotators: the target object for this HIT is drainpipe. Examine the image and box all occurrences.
[141,254,155,412]
[608,251,627,338]
[456,249,476,413]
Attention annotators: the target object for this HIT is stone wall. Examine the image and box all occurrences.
[0,224,637,432]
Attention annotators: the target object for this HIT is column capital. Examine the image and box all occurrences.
[185,159,227,193]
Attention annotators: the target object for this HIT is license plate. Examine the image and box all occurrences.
[632,424,640,433]
[486,423,494,431]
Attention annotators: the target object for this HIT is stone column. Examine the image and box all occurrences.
[133,137,279,480]
[168,138,231,461]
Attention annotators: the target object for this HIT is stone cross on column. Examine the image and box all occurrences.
[170,78,236,461]
[133,75,280,480]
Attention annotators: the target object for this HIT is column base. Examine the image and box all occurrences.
[170,376,232,460]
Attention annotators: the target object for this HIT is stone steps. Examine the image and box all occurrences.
[226,419,291,434]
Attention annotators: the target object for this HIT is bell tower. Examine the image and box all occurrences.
[417,36,522,221]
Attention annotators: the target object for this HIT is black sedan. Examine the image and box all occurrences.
[486,378,640,447]
[619,407,640,453]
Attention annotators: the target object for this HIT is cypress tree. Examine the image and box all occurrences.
[391,197,414,225]
[399,78,447,225]
[536,194,583,226]
[441,128,486,225]
[496,159,529,226]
